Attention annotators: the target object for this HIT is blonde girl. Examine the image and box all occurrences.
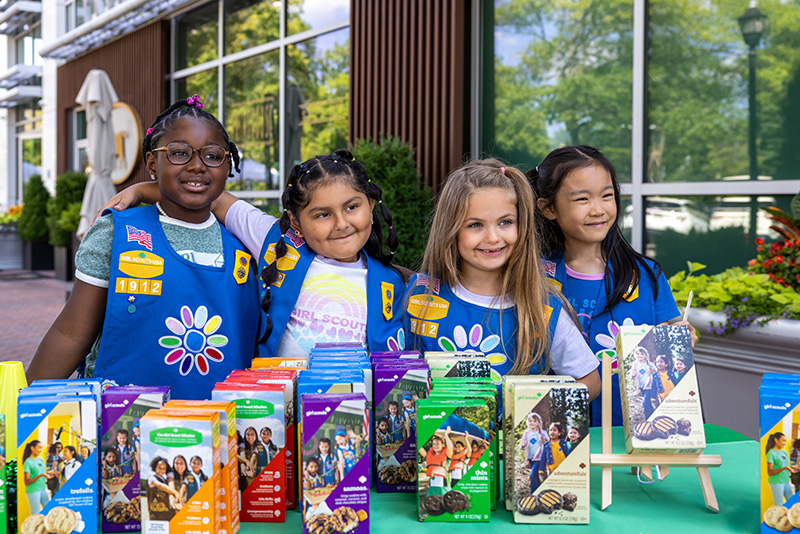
[405,159,599,395]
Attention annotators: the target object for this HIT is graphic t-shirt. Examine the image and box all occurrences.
[276,255,368,357]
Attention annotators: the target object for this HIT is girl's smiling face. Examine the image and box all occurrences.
[548,424,562,440]
[656,357,667,371]
[527,415,540,430]
[307,461,319,475]
[378,421,389,433]
[290,179,375,263]
[104,451,116,465]
[335,434,347,447]
[155,461,168,476]
[568,428,580,442]
[319,441,329,455]
[635,348,647,362]
[388,404,398,415]
[432,438,443,453]
[191,457,202,473]
[81,447,89,459]
[147,117,230,224]
[674,359,686,373]
[173,456,187,475]
[261,429,272,443]
[245,428,257,445]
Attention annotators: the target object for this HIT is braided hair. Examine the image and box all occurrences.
[258,149,399,344]
[141,95,241,177]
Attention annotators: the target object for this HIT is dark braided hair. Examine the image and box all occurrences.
[528,145,663,315]
[141,95,241,177]
[258,149,399,344]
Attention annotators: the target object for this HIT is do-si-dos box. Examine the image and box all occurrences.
[301,393,370,534]
[617,325,706,454]
[101,386,168,533]
[139,409,221,534]
[17,391,99,534]
[511,382,589,524]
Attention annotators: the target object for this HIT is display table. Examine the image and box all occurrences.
[239,425,757,533]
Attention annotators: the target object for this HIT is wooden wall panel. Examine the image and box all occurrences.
[56,22,169,189]
[351,0,469,191]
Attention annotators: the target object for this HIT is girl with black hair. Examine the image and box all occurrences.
[100,149,405,356]
[529,145,696,426]
[27,96,259,400]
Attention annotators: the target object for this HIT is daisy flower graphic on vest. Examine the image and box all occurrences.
[159,305,228,375]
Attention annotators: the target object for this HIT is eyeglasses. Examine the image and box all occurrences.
[151,142,229,167]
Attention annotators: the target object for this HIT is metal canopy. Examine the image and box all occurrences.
[0,63,42,89]
[0,84,42,107]
[0,0,42,36]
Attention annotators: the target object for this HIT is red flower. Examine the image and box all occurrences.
[756,237,765,245]
[776,255,784,263]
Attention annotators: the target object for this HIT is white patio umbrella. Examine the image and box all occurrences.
[75,69,119,239]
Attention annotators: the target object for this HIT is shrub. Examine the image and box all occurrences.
[48,171,87,247]
[354,136,432,271]
[17,175,51,243]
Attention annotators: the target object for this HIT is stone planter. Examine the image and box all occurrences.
[0,226,23,269]
[53,245,74,281]
[691,308,800,440]
[22,241,54,271]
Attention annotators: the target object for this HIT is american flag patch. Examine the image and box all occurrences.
[416,274,440,294]
[126,225,153,250]
[543,260,556,277]
[286,227,305,248]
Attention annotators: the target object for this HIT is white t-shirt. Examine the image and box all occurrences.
[452,283,598,379]
[225,200,369,357]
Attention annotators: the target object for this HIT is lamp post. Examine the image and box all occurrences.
[737,1,767,239]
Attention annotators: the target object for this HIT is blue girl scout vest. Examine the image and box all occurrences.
[257,222,406,355]
[404,274,561,384]
[543,255,669,426]
[94,205,259,400]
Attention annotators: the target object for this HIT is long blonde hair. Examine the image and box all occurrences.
[419,158,554,374]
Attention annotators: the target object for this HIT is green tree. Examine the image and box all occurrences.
[18,175,51,243]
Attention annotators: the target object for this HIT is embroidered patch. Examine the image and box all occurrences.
[623,282,639,302]
[415,274,440,294]
[543,260,557,277]
[381,282,394,320]
[126,225,153,250]
[158,305,228,376]
[234,250,251,284]
[114,277,162,295]
[118,251,164,278]
[406,294,449,320]
[263,243,300,271]
[546,278,562,291]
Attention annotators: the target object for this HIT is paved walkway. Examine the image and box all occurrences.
[0,270,73,372]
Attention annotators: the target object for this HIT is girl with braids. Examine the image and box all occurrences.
[405,159,600,399]
[100,149,405,356]
[529,145,695,426]
[27,96,260,400]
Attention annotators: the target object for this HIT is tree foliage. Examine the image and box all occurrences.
[18,175,51,243]
[47,171,87,247]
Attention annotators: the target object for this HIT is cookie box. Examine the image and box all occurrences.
[510,381,589,524]
[617,325,706,454]
[139,409,221,534]
[164,400,239,534]
[425,355,491,379]
[17,391,99,534]
[212,382,287,522]
[373,364,430,492]
[301,393,370,534]
[416,398,491,522]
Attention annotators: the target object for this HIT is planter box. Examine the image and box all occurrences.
[22,241,54,271]
[692,308,800,440]
[54,245,74,281]
[0,227,23,269]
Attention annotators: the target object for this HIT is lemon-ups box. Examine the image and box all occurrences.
[17,391,99,534]
[140,409,221,534]
[212,381,287,522]
[164,400,239,534]
[510,382,589,524]
[617,325,705,454]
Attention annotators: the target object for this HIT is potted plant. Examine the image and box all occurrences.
[47,171,87,281]
[17,175,54,270]
[0,204,24,269]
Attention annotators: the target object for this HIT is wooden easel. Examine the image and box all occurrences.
[589,352,722,512]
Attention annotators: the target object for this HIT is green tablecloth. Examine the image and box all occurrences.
[240,424,757,533]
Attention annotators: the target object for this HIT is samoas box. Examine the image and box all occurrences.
[139,409,221,534]
[101,386,168,532]
[617,325,706,454]
[416,398,491,522]
[301,393,370,534]
[510,382,589,524]
[17,391,99,534]
[373,363,430,492]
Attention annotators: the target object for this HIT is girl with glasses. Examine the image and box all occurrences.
[27,96,260,400]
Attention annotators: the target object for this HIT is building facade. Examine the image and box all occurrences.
[0,0,798,275]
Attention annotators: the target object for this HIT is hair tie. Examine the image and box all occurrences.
[288,183,293,187]
[378,200,383,204]
[186,94,203,109]
[283,208,287,212]
[352,157,356,161]
[389,226,393,229]
[500,167,506,175]
[146,128,153,136]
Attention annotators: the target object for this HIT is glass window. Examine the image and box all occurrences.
[175,70,219,116]
[647,1,800,182]
[76,110,87,140]
[287,0,349,36]
[484,0,633,176]
[286,28,349,164]
[224,0,280,56]
[19,138,42,202]
[224,51,280,192]
[645,194,793,277]
[176,3,219,70]
[15,27,43,67]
